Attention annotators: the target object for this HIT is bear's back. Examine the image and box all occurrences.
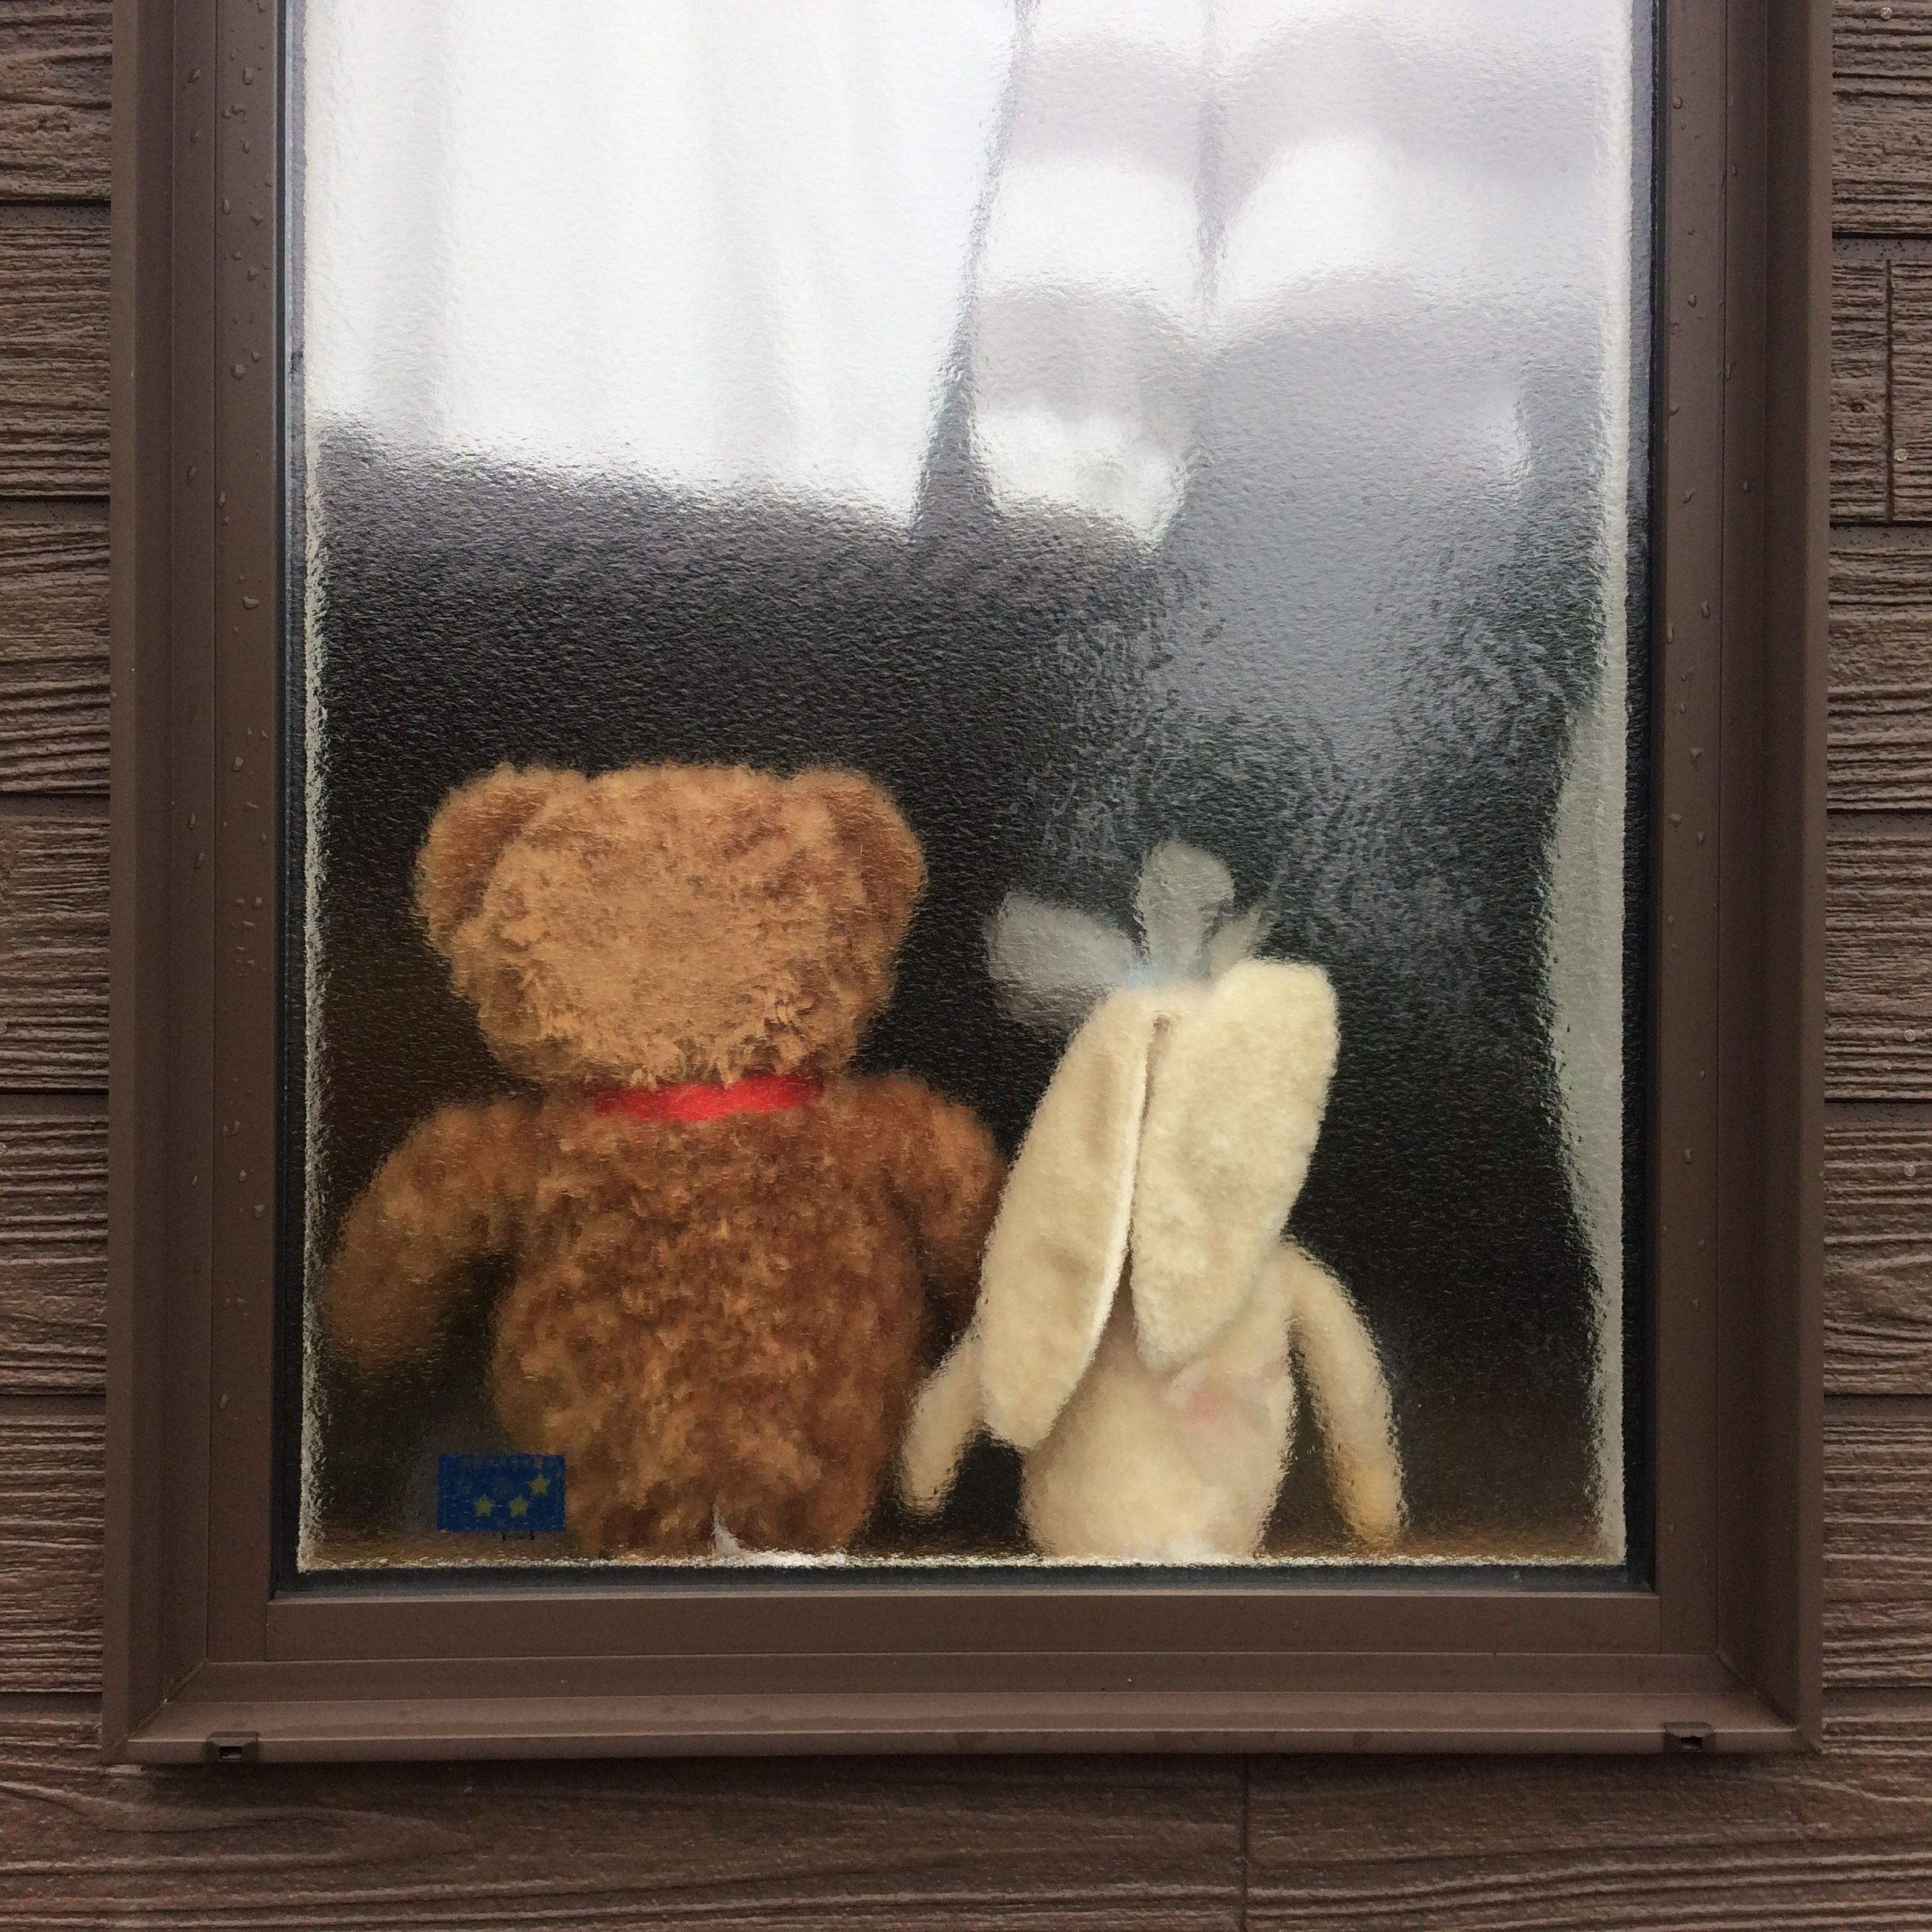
[488,1084,931,1549]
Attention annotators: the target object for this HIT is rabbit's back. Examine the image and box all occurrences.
[1020,1268,1295,1561]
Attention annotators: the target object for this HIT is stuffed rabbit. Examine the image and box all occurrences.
[899,846,1402,1561]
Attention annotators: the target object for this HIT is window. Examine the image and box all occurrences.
[294,0,1646,1582]
[105,0,1826,1758]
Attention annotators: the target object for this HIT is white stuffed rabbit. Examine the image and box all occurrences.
[899,845,1403,1561]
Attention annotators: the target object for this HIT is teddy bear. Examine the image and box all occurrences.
[321,762,1004,1559]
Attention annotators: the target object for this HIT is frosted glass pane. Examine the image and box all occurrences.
[289,0,1652,1575]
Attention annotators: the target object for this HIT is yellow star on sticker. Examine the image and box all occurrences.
[528,1473,549,1496]
[474,1494,495,1517]
[508,1495,529,1518]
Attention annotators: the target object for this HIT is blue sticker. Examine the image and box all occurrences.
[436,1452,566,1534]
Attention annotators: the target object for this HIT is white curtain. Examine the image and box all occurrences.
[304,0,1014,522]
[968,0,1625,543]
[303,0,1631,539]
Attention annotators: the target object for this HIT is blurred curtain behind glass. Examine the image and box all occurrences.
[300,0,1646,1563]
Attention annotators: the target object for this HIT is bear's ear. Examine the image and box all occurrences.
[797,769,927,932]
[415,766,573,955]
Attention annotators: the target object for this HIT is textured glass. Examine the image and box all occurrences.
[290,0,1651,1574]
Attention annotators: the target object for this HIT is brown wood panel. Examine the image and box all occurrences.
[1834,257,1890,519]
[0,1703,1928,1931]
[1249,1700,1932,1930]
[1828,1106,1932,1392]
[0,1113,102,1394]
[0,1705,1240,1930]
[0,814,104,1087]
[0,521,107,792]
[1827,1407,1932,1685]
[0,1407,99,1693]
[1827,816,1932,1099]
[1832,538,1932,808]
[1837,94,1932,235]
[1838,0,1932,81]
[0,208,107,496]
[1895,267,1932,521]
[0,3,110,201]
[1836,0,1932,236]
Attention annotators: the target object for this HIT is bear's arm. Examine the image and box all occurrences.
[322,1097,542,1376]
[851,1075,1004,1334]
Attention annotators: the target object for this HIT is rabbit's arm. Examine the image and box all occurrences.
[855,1075,1005,1331]
[1279,1244,1404,1552]
[898,1328,985,1513]
[323,1098,542,1375]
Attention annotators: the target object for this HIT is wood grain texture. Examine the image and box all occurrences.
[1828,1107,1932,1392]
[1832,540,1932,808]
[0,1705,1929,1932]
[1828,1409,1932,1686]
[1895,267,1932,522]
[1836,0,1932,236]
[0,1705,1240,1930]
[0,3,110,200]
[0,1409,99,1693]
[1835,257,1890,520]
[0,522,107,792]
[0,1114,101,1393]
[1249,1700,1932,1930]
[1827,817,1932,1099]
[0,815,103,1087]
[1837,95,1932,235]
[0,208,107,496]
[1838,0,1932,82]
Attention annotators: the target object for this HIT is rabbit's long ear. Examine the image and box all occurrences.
[978,990,1164,1451]
[1136,841,1234,978]
[1130,960,1340,1373]
[987,892,1140,1034]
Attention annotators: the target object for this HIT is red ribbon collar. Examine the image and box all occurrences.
[590,1073,822,1125]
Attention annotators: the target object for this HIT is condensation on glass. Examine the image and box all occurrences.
[286,0,1654,1577]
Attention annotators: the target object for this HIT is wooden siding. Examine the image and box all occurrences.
[0,814,107,1088]
[1827,1106,1932,1387]
[0,1108,104,1391]
[0,522,108,794]
[0,208,108,496]
[0,1404,98,1693]
[1833,256,1889,518]
[0,4,110,202]
[0,4,1930,1924]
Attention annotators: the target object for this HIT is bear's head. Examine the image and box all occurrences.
[415,763,927,1088]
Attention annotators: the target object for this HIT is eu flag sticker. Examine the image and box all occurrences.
[436,1453,566,1534]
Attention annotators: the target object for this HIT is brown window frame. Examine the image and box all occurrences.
[101,0,1827,1762]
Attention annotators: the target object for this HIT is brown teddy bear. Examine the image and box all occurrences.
[321,762,1003,1558]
